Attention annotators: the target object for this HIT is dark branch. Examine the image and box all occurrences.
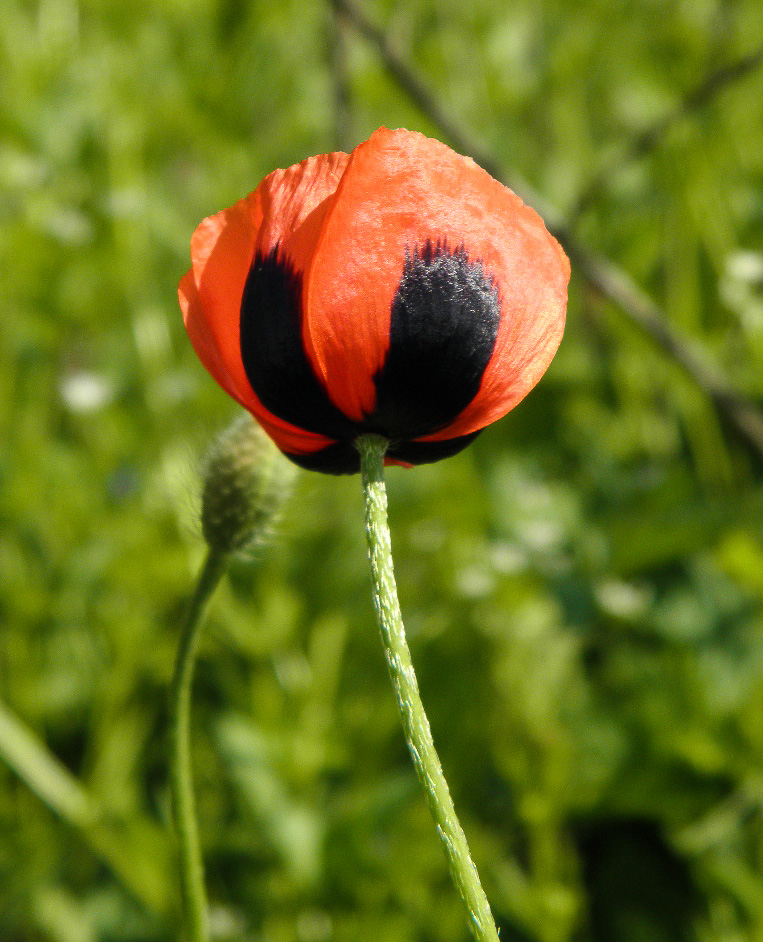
[570,43,763,221]
[330,4,354,152]
[330,0,509,186]
[569,246,763,455]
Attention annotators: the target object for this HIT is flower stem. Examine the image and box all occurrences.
[169,549,229,942]
[357,434,500,942]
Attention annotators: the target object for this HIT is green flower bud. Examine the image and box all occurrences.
[201,414,297,554]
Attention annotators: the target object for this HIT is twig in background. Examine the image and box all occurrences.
[330,0,763,461]
[330,3,354,152]
[569,246,763,456]
[329,0,510,187]
[570,42,763,222]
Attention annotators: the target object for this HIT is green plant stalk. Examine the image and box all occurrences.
[357,434,500,942]
[169,549,229,942]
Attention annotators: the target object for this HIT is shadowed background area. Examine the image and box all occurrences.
[2,0,763,939]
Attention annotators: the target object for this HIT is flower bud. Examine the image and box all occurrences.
[201,414,297,554]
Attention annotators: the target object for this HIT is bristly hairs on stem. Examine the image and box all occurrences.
[356,433,500,942]
[170,415,297,942]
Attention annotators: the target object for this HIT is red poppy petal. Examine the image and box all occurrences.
[419,231,568,442]
[256,151,350,264]
[185,193,263,411]
[235,153,359,446]
[182,262,335,455]
[249,411,338,457]
[181,155,351,457]
[179,269,241,404]
[304,128,568,430]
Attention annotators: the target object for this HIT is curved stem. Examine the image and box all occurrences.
[357,434,500,942]
[169,549,229,942]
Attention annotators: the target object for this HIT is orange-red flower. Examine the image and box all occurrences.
[180,128,569,473]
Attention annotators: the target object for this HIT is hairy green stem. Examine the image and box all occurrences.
[169,549,228,942]
[357,434,500,942]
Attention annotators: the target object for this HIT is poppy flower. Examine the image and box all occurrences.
[180,128,569,474]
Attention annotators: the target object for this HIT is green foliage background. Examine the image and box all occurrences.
[2,0,763,939]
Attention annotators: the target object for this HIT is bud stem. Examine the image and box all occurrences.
[356,434,500,942]
[169,549,229,942]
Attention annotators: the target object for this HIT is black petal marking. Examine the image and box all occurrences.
[240,248,356,441]
[284,442,360,475]
[388,431,482,467]
[243,242,498,474]
[284,430,482,475]
[369,240,501,440]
